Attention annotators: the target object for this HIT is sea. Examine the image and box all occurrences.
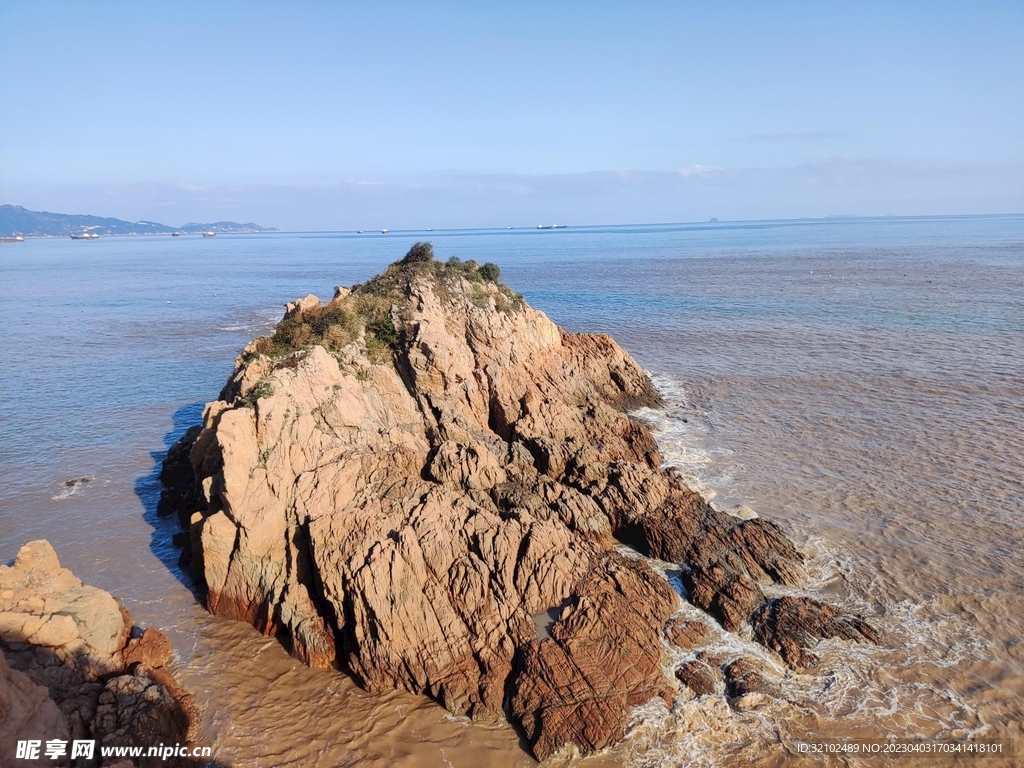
[1,215,1022,767]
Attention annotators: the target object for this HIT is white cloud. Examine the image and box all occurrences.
[677,165,724,178]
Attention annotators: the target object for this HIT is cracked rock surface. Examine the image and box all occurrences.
[0,541,198,767]
[161,256,876,759]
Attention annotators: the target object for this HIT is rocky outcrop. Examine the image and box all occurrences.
[160,252,877,759]
[0,541,198,766]
[752,596,881,668]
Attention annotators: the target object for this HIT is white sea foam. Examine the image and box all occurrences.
[614,371,1003,766]
[631,372,740,499]
[51,486,81,500]
[51,476,92,500]
[216,307,284,334]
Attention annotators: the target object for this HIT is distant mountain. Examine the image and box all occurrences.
[0,205,278,237]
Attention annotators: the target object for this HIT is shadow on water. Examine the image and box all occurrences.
[136,402,206,600]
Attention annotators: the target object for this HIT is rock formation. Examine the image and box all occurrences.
[664,616,712,650]
[675,657,722,697]
[1,651,68,763]
[752,595,881,668]
[0,540,197,766]
[160,249,877,759]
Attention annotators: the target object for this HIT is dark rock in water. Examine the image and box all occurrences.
[675,658,722,696]
[159,254,880,760]
[678,514,806,631]
[724,658,781,698]
[752,595,880,668]
[122,627,173,670]
[664,616,712,649]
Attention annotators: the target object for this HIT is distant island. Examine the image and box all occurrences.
[0,204,278,238]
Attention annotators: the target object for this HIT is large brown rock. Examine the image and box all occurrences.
[0,541,199,765]
[161,256,875,758]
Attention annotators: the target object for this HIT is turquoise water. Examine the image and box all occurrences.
[2,215,1022,766]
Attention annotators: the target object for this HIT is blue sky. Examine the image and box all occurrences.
[1,1,1021,229]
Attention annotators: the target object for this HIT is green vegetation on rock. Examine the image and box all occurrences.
[246,244,524,365]
[237,379,274,407]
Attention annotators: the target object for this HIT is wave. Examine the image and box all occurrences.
[614,372,1000,767]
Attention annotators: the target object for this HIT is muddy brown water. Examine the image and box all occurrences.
[1,218,1021,766]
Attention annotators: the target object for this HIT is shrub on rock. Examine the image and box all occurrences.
[479,262,501,282]
[403,241,434,263]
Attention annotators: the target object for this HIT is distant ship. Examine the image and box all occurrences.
[171,232,181,237]
[382,229,389,234]
[357,230,364,234]
[0,235,24,243]
[70,233,99,240]
[203,232,216,238]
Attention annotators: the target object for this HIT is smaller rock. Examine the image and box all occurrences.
[724,658,780,698]
[283,294,319,320]
[695,649,727,667]
[0,650,69,755]
[732,691,770,710]
[683,567,761,632]
[122,628,172,670]
[752,596,880,668]
[0,540,196,763]
[675,658,721,696]
[664,617,711,649]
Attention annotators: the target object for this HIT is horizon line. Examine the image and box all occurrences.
[266,210,1024,235]
[5,208,1022,239]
